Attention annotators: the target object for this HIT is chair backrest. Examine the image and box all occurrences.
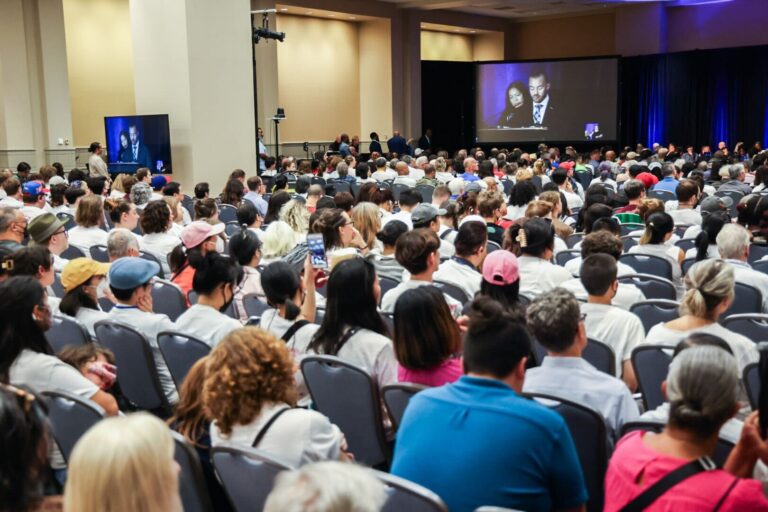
[300,355,390,468]
[675,239,697,254]
[555,249,581,267]
[42,390,105,463]
[151,279,188,321]
[620,420,734,467]
[681,257,698,276]
[140,251,165,278]
[416,185,435,203]
[486,240,501,253]
[376,470,449,512]
[51,272,65,298]
[172,431,214,512]
[225,221,241,237]
[752,259,768,276]
[94,320,171,414]
[673,225,692,238]
[57,212,76,230]
[98,297,114,312]
[379,276,400,304]
[218,204,238,223]
[618,273,676,301]
[501,179,514,196]
[565,232,583,248]
[647,189,676,202]
[333,181,352,194]
[432,280,470,304]
[212,445,293,512]
[583,338,616,376]
[619,254,673,280]
[631,345,673,411]
[380,312,395,334]
[61,245,86,260]
[391,183,410,201]
[46,314,91,352]
[524,393,607,512]
[629,299,681,334]
[744,362,760,410]
[89,244,110,263]
[382,383,427,430]
[722,282,762,318]
[621,235,639,252]
[619,224,644,236]
[158,331,211,390]
[721,313,768,343]
[241,293,271,317]
[749,244,768,264]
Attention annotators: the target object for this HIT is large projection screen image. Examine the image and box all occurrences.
[476,57,618,144]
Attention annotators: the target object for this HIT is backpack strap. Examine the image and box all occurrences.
[251,407,292,448]
[620,456,717,512]
[440,229,456,241]
[281,320,310,342]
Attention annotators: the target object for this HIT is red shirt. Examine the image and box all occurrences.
[171,264,196,306]
[605,431,768,512]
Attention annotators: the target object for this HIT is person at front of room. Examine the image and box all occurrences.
[391,297,588,512]
[87,141,110,181]
[497,81,528,128]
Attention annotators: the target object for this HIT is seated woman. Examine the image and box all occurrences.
[370,220,408,282]
[279,199,310,243]
[65,413,182,511]
[174,253,244,346]
[58,258,111,336]
[310,208,368,261]
[351,202,382,253]
[260,221,301,265]
[169,221,224,302]
[628,212,685,297]
[67,195,108,255]
[688,212,728,261]
[204,327,350,466]
[8,246,58,310]
[604,345,768,511]
[505,180,537,222]
[140,200,180,277]
[644,258,758,372]
[105,199,141,237]
[473,249,525,320]
[394,286,462,387]
[229,227,264,322]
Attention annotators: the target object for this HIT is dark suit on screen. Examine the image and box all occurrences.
[121,143,153,169]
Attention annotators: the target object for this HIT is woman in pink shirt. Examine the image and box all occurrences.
[605,345,768,511]
[393,286,462,387]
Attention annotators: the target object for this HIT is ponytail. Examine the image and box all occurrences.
[693,230,709,262]
[284,299,301,321]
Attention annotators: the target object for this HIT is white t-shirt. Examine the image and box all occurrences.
[685,244,719,260]
[564,257,636,278]
[434,258,482,300]
[393,176,417,188]
[518,255,573,298]
[505,204,529,221]
[561,189,584,209]
[559,278,645,311]
[383,210,413,230]
[74,307,109,337]
[140,232,180,277]
[67,225,108,255]
[108,305,179,404]
[210,402,343,467]
[581,302,645,378]
[371,169,397,181]
[174,303,243,347]
[644,322,758,372]
[668,208,702,227]
[380,279,462,317]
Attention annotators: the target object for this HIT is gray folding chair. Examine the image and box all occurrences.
[630,299,680,334]
[46,314,91,352]
[582,338,616,376]
[94,320,172,415]
[379,277,400,304]
[416,185,435,203]
[722,313,768,342]
[42,390,105,463]
[744,362,760,410]
[61,245,86,260]
[565,232,583,248]
[749,244,768,264]
[524,393,607,512]
[433,280,471,304]
[675,239,696,254]
[631,345,674,411]
[722,283,763,319]
[218,204,238,223]
[332,181,352,194]
[486,241,501,253]
[225,221,241,237]
[57,212,76,230]
[140,251,165,278]
[172,431,214,512]
[681,257,697,276]
[619,224,644,236]
[212,445,294,512]
[620,235,639,252]
[380,312,394,335]
[619,254,673,280]
[647,189,676,202]
[391,183,410,202]
[151,279,188,321]
[301,355,390,468]
[158,331,211,389]
[753,260,768,276]
[241,293,270,317]
[618,274,676,301]
[555,249,581,267]
[89,244,110,263]
[376,470,449,512]
[382,383,427,430]
[51,272,66,298]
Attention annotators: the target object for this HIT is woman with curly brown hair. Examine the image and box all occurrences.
[204,327,350,466]
[139,200,178,276]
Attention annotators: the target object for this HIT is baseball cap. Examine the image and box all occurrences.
[700,195,732,216]
[27,213,67,245]
[636,172,659,190]
[459,214,486,227]
[49,175,67,187]
[626,151,639,160]
[411,203,446,227]
[150,175,168,191]
[108,257,159,290]
[61,258,110,292]
[22,181,45,198]
[482,250,519,285]
[181,221,225,249]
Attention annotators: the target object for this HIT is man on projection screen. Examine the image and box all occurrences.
[527,71,564,131]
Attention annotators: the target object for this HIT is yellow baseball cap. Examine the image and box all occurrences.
[61,258,110,292]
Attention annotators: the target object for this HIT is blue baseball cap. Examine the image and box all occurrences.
[150,175,167,190]
[108,257,159,290]
[22,181,45,198]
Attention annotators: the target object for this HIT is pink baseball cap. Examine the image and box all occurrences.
[482,250,519,286]
[181,221,225,248]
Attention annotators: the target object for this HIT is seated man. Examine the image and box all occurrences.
[0,207,26,253]
[668,179,702,226]
[579,254,645,391]
[717,223,768,312]
[477,191,505,245]
[383,189,421,230]
[550,168,583,209]
[411,203,454,259]
[391,297,588,512]
[613,179,644,220]
[392,161,416,188]
[107,257,178,404]
[525,288,639,437]
[380,228,462,317]
[717,163,751,196]
[433,220,486,299]
[27,213,69,271]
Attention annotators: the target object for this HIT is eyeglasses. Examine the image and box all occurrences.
[53,228,67,238]
[580,313,587,322]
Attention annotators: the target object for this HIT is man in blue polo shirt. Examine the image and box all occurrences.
[460,157,481,182]
[391,298,588,512]
[652,163,679,194]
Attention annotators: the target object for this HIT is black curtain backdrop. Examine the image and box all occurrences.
[422,44,768,153]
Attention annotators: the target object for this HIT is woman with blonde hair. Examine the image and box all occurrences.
[204,327,349,466]
[67,194,108,254]
[644,258,758,372]
[279,199,310,241]
[163,196,185,237]
[260,220,301,264]
[64,413,182,512]
[351,202,382,252]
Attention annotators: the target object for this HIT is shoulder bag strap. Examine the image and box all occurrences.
[712,476,740,512]
[620,457,717,512]
[251,407,292,448]
[440,229,456,240]
[281,320,310,342]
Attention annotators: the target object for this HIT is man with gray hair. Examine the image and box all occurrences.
[335,162,355,185]
[0,206,26,252]
[107,228,141,261]
[264,461,388,512]
[410,155,428,181]
[717,223,768,312]
[524,288,639,437]
[717,163,751,195]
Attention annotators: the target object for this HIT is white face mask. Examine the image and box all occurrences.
[93,280,109,299]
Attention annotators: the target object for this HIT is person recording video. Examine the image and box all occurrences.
[119,124,153,169]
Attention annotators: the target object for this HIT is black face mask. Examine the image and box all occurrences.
[219,285,234,314]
